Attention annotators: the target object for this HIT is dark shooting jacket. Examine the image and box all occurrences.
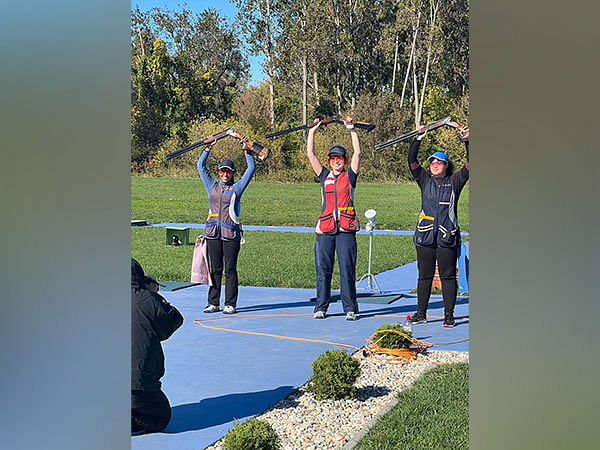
[131,258,183,391]
[408,140,469,248]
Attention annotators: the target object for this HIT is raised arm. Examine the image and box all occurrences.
[455,127,469,184]
[306,118,324,176]
[408,129,426,182]
[197,144,216,195]
[341,117,361,175]
[234,151,257,196]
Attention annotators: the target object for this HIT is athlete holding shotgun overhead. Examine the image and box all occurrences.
[409,124,469,328]
[198,136,257,315]
[307,117,362,321]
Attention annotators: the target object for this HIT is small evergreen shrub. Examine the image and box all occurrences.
[223,418,281,450]
[307,349,361,400]
[374,323,413,349]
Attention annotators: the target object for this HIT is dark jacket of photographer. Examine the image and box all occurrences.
[131,258,183,391]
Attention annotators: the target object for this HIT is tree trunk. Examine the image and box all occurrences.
[334,0,343,115]
[417,0,439,126]
[391,33,399,94]
[302,53,308,141]
[258,0,276,128]
[401,10,420,109]
[313,70,320,107]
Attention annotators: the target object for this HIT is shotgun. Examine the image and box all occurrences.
[224,128,271,161]
[166,128,271,161]
[265,117,376,139]
[374,117,464,151]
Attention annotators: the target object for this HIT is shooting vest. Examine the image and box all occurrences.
[316,170,359,234]
[414,175,461,248]
[203,182,242,241]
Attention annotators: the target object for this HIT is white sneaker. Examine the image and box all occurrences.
[313,310,326,319]
[203,304,219,313]
[223,305,236,314]
[345,311,357,321]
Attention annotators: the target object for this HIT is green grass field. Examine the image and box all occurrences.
[355,363,469,449]
[131,176,469,285]
[131,177,469,231]
[132,227,416,288]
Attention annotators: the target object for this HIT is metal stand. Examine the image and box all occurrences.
[357,230,382,293]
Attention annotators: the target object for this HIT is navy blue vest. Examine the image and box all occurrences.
[203,183,242,241]
[414,175,461,248]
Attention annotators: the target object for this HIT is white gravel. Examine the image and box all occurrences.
[205,349,468,450]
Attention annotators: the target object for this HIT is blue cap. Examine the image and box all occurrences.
[428,151,449,164]
[218,159,236,172]
[328,145,347,156]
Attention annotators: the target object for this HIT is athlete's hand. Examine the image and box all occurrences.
[341,116,355,130]
[308,118,322,132]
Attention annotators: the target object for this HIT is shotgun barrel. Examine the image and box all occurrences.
[265,117,375,139]
[374,117,452,151]
[166,129,232,160]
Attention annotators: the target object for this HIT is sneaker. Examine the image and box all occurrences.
[345,311,357,321]
[313,310,326,319]
[410,313,427,324]
[223,305,236,314]
[443,313,455,328]
[203,304,219,313]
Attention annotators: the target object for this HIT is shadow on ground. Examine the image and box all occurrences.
[165,386,294,433]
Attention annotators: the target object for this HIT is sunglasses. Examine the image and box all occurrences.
[429,159,447,165]
[329,155,345,162]
[219,168,233,175]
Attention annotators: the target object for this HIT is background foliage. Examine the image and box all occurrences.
[131,1,469,182]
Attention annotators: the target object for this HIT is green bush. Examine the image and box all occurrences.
[373,323,413,349]
[223,418,281,450]
[307,349,361,400]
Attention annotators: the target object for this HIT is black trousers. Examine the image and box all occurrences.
[131,389,171,433]
[416,245,459,316]
[206,238,241,307]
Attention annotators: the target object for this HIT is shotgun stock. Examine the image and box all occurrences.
[265,117,375,139]
[225,129,271,161]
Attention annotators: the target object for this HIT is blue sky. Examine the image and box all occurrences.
[132,0,266,85]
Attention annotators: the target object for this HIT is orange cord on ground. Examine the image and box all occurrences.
[193,313,468,364]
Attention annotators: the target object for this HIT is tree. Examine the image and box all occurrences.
[130,5,249,161]
[234,0,281,128]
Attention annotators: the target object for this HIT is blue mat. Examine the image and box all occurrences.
[309,292,403,304]
[146,222,469,237]
[131,261,468,450]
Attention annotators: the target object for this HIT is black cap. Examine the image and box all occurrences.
[328,145,347,156]
[218,159,236,172]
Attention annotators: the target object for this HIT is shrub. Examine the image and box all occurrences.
[223,418,281,450]
[307,349,361,400]
[373,323,413,349]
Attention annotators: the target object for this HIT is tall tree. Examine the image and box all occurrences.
[130,6,248,159]
[235,0,281,128]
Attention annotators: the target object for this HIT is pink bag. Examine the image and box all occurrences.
[191,235,212,285]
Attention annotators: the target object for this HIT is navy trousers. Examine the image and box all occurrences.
[314,232,358,314]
